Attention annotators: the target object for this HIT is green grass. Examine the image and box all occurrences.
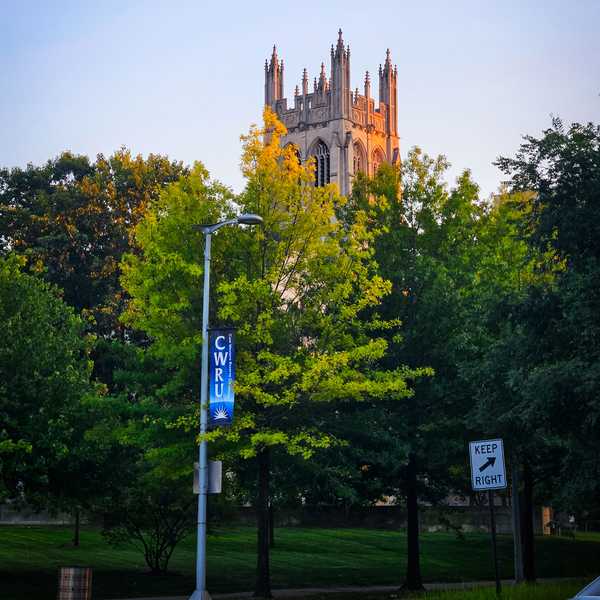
[316,582,586,600]
[1,525,598,600]
[410,582,583,599]
[291,581,586,600]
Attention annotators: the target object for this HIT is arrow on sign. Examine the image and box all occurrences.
[479,457,497,472]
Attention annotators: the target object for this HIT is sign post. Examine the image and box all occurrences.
[469,439,507,595]
[488,489,500,595]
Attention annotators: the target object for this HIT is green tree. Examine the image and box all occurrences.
[488,119,600,565]
[121,109,423,598]
[459,119,600,582]
[0,255,94,506]
[346,153,489,590]
[79,338,199,572]
[0,150,187,339]
[458,188,544,582]
[96,390,196,574]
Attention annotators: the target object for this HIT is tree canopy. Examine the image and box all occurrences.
[120,109,426,594]
[0,255,94,505]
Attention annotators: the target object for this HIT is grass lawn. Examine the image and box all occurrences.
[1,525,599,600]
[314,581,587,599]
[409,583,585,600]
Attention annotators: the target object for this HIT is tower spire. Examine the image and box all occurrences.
[385,48,392,68]
[302,68,308,95]
[331,28,351,117]
[265,44,284,106]
[335,28,346,57]
[318,62,327,92]
[379,47,398,137]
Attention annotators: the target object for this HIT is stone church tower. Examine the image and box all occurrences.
[264,30,399,196]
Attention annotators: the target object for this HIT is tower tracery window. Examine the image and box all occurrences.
[353,142,365,174]
[314,140,330,187]
[372,148,385,174]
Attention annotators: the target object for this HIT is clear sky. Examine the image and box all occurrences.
[1,0,599,198]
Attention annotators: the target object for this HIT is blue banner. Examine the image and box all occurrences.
[208,329,235,427]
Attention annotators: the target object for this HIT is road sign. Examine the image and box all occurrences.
[469,438,506,596]
[469,438,507,491]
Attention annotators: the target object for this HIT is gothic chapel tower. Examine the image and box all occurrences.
[264,30,399,196]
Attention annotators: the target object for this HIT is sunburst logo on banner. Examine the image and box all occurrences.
[212,405,230,422]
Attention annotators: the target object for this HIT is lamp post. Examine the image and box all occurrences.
[190,213,263,600]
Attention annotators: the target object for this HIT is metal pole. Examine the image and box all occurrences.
[511,458,524,582]
[191,232,211,600]
[489,489,501,595]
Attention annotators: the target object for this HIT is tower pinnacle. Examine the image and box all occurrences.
[302,68,308,95]
[336,28,345,55]
[265,45,284,106]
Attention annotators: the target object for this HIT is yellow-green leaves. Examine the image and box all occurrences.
[120,163,234,368]
[120,109,420,464]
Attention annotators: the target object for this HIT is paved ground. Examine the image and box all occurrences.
[112,577,579,600]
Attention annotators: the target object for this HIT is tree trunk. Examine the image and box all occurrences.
[403,452,424,591]
[73,507,80,547]
[511,460,524,582]
[269,502,275,549]
[520,460,536,582]
[254,447,272,598]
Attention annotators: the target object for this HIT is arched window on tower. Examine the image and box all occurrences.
[353,141,366,175]
[372,148,385,174]
[313,140,330,187]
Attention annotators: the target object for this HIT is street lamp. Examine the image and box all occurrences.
[190,213,263,600]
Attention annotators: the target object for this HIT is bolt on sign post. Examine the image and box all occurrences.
[469,439,507,595]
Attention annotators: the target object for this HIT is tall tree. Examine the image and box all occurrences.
[459,189,544,582]
[346,153,488,590]
[0,255,94,506]
[0,150,187,338]
[462,119,600,581]
[492,119,600,523]
[121,110,423,598]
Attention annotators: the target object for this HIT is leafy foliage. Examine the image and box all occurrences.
[0,150,187,338]
[0,255,94,504]
[489,119,600,511]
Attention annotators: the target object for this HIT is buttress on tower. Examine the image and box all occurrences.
[264,30,399,196]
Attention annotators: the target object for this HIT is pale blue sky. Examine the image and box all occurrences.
[1,0,599,197]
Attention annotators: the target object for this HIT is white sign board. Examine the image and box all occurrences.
[193,460,222,495]
[469,439,507,491]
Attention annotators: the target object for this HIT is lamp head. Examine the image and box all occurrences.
[236,213,263,226]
